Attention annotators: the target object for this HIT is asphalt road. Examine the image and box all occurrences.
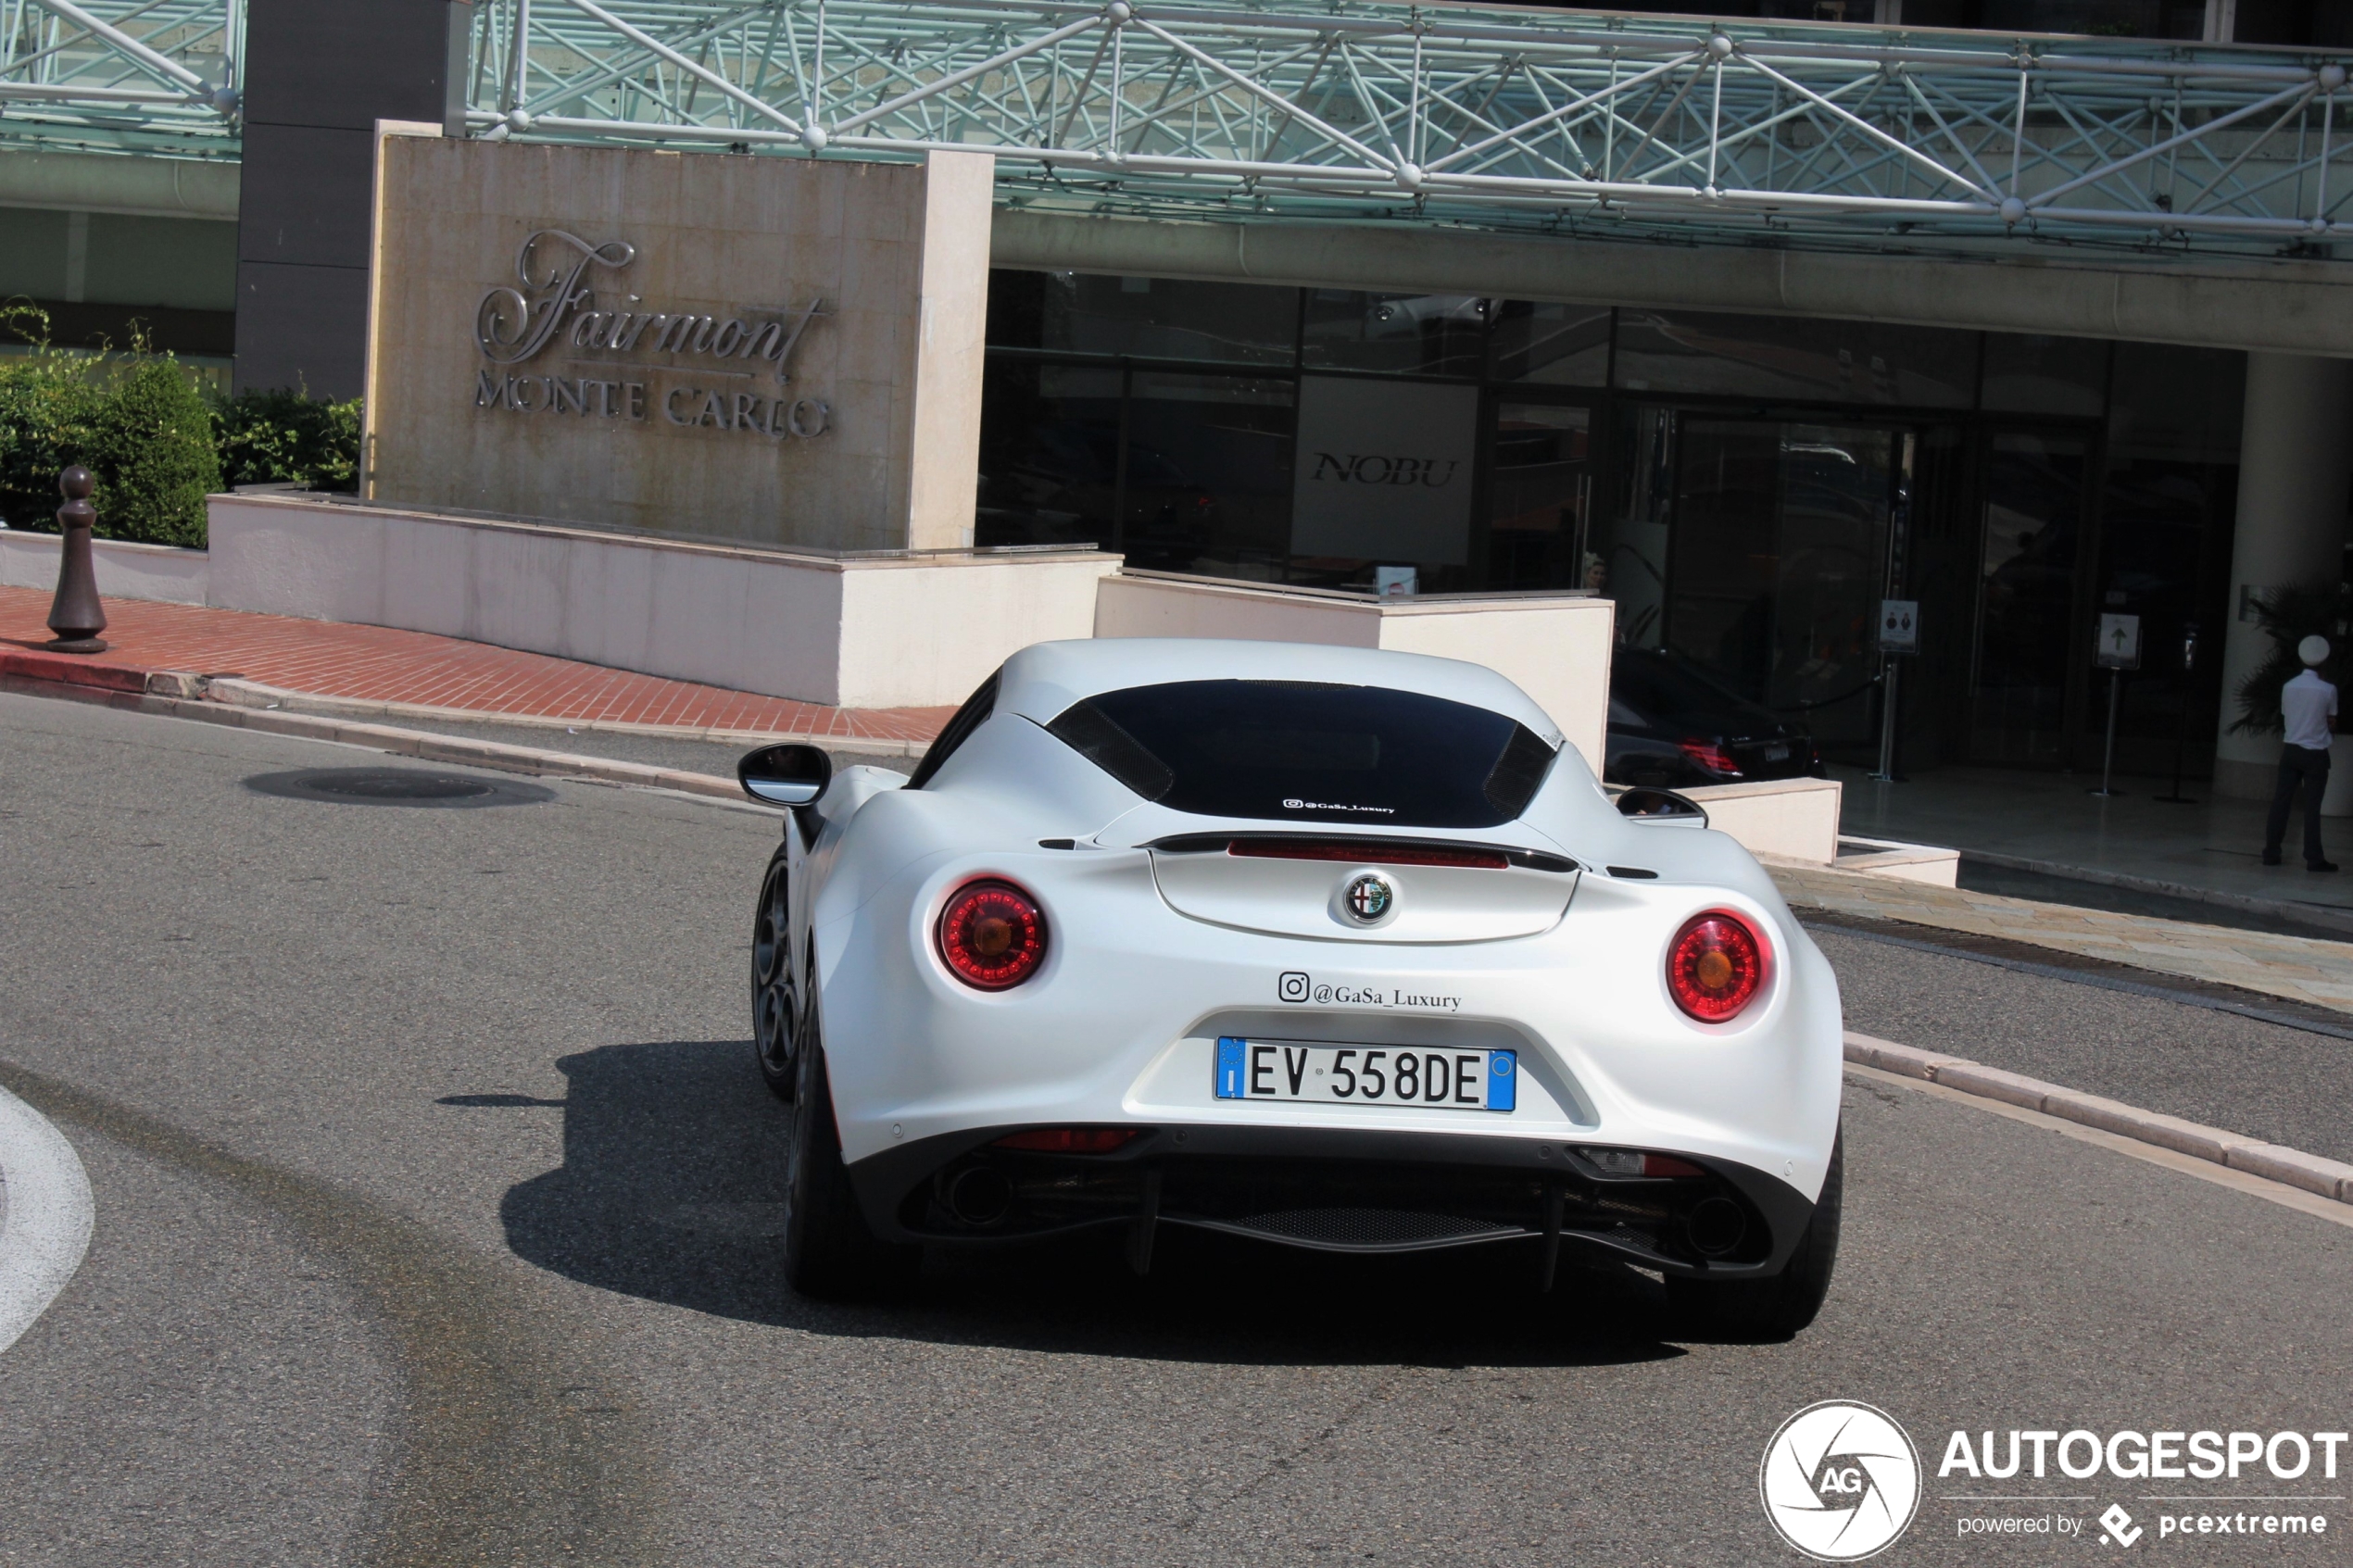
[3,690,2350,1567]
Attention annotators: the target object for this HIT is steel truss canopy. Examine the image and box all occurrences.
[0,0,240,157]
[467,0,2353,258]
[13,0,2353,262]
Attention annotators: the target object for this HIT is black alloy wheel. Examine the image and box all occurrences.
[780,967,920,1298]
[1665,1128,1843,1341]
[752,848,797,1101]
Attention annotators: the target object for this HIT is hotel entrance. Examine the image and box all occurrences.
[979,272,2245,778]
[1571,408,1909,759]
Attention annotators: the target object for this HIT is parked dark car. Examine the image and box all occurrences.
[1604,646,1827,787]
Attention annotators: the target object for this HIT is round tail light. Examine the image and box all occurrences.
[937,879,1048,990]
[1667,911,1766,1022]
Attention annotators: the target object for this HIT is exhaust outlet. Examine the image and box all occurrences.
[1686,1196,1746,1257]
[946,1166,1013,1227]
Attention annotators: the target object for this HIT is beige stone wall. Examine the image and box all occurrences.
[363,135,993,552]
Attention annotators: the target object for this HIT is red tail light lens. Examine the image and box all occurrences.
[937,879,1047,990]
[991,1128,1141,1153]
[1678,739,1743,777]
[1667,912,1766,1022]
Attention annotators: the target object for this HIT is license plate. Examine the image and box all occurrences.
[1764,742,1790,762]
[1214,1038,1516,1111]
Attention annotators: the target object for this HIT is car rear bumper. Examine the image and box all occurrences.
[846,1121,1818,1278]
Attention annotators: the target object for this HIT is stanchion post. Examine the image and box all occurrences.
[2091,668,2124,798]
[1868,659,1902,783]
[45,466,109,654]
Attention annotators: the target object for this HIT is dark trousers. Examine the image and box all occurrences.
[2264,744,2331,866]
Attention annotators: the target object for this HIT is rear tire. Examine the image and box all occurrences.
[1666,1129,1842,1341]
[780,977,917,1299]
[751,848,797,1101]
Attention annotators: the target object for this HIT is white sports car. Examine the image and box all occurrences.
[741,638,1844,1336]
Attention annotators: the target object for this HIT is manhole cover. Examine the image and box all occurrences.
[243,767,555,809]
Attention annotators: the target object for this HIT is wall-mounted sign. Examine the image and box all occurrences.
[1289,377,1478,567]
[1877,598,1919,653]
[467,230,833,441]
[364,136,993,553]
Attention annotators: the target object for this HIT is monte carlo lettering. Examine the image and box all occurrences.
[468,229,831,439]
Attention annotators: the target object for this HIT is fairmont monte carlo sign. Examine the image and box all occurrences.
[471,230,833,440]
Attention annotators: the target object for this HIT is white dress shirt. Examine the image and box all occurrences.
[2282,668,2338,752]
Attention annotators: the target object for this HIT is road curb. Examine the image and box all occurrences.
[184,673,934,758]
[6,667,765,805]
[1958,847,2353,940]
[0,646,147,696]
[1845,1031,2353,1205]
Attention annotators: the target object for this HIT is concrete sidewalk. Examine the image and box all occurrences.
[1835,762,2353,929]
[1774,859,2353,1017]
[0,585,953,745]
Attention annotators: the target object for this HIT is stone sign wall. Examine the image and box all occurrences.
[363,133,992,552]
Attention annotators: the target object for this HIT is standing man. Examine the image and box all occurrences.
[2264,633,2339,872]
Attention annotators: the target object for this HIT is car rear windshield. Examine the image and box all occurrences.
[1045,679,1557,828]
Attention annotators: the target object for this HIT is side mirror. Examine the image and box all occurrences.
[1616,786,1707,825]
[738,743,833,808]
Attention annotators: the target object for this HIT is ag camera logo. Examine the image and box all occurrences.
[1760,1401,1922,1562]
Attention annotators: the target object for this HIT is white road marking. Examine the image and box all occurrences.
[0,1082,94,1354]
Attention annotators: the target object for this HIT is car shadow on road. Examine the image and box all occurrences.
[493,1039,1688,1370]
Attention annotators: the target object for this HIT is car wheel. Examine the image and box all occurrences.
[780,972,919,1299]
[1666,1129,1842,1341]
[751,848,797,1101]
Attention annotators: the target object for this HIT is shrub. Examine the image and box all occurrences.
[0,303,360,549]
[2232,583,2351,735]
[214,387,360,493]
[79,356,222,548]
[0,317,107,531]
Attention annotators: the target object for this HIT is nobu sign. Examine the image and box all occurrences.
[470,230,831,440]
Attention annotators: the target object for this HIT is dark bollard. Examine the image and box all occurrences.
[46,466,108,654]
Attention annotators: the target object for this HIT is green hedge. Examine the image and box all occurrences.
[0,306,359,548]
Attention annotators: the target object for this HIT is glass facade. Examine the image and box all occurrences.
[979,269,2246,771]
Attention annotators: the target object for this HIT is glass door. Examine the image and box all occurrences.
[1666,420,1897,753]
[1970,430,2092,765]
[1485,401,1594,590]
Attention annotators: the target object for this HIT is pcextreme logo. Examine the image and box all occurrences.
[1760,1401,1924,1562]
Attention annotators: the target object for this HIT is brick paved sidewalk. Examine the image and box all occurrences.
[1772,859,2353,1016]
[0,585,952,743]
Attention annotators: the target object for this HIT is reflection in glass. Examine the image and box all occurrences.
[1973,433,2088,765]
[1973,0,2205,37]
[1121,372,1296,578]
[1981,333,2110,418]
[1603,403,1677,648]
[1614,307,1973,408]
[984,269,1297,364]
[975,360,1121,548]
[1487,404,1593,590]
[2090,345,2245,759]
[1667,421,1893,750]
[1491,302,1610,386]
[1302,291,1489,377]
